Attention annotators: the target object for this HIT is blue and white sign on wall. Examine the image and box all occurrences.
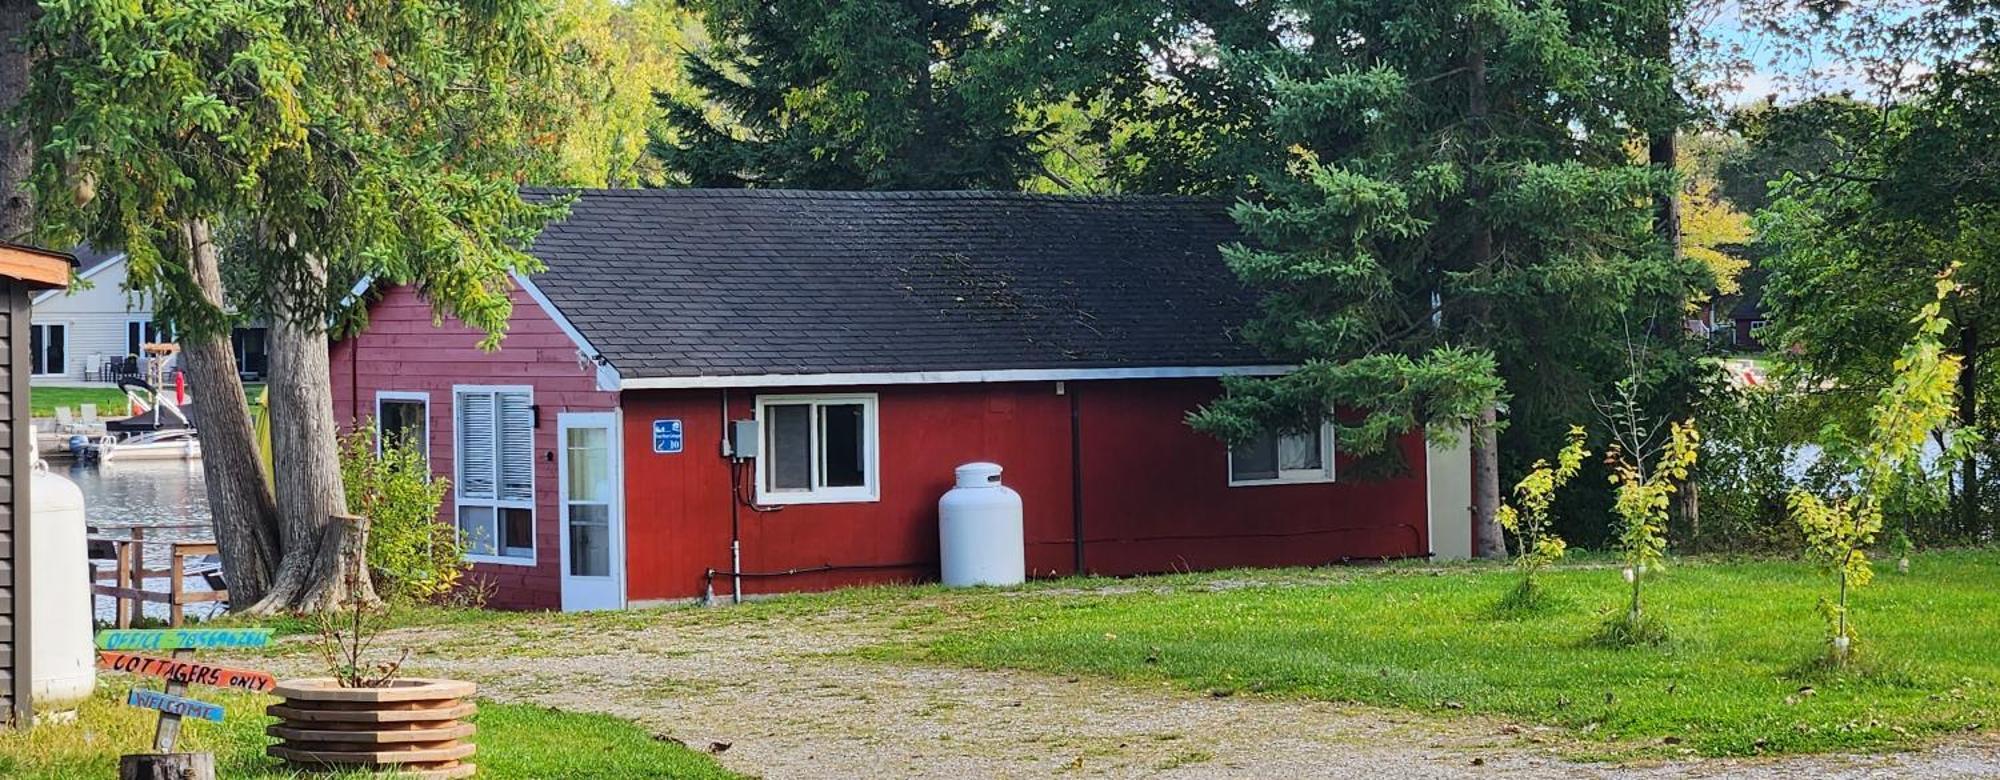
[652,419,684,454]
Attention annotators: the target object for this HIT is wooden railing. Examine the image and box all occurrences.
[89,523,228,627]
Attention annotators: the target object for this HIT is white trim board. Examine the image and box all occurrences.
[32,252,126,306]
[617,364,1297,390]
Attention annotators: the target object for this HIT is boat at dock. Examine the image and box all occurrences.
[77,378,202,463]
[93,428,202,463]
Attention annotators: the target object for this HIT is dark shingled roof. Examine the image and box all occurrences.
[524,189,1269,380]
[70,243,124,275]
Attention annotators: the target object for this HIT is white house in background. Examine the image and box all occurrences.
[28,246,270,386]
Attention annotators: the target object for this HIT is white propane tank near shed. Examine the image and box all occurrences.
[29,463,95,711]
[938,462,1025,587]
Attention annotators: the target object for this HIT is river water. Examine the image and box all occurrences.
[60,459,226,623]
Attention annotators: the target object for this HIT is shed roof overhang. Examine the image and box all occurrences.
[0,243,78,290]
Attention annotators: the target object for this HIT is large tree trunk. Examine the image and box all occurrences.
[249,251,372,613]
[0,0,36,241]
[1649,133,1681,252]
[1471,404,1507,559]
[1957,323,1979,537]
[1463,28,1506,560]
[179,219,281,606]
[1651,2,1701,551]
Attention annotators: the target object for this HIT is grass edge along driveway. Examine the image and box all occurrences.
[0,680,743,779]
[877,550,1999,759]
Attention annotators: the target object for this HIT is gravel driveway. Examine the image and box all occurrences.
[250,590,1999,779]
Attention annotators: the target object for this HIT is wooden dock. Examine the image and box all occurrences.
[90,523,228,627]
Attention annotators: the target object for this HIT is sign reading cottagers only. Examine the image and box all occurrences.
[98,651,278,693]
[653,418,684,454]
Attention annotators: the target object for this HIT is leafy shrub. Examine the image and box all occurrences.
[1691,375,1808,552]
[339,425,463,602]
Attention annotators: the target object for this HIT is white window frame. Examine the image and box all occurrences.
[754,393,881,505]
[1744,319,1768,347]
[453,384,537,566]
[1227,420,1338,487]
[375,391,431,466]
[29,322,66,377]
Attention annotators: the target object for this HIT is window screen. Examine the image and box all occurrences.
[766,403,813,491]
[378,398,428,459]
[1230,425,1333,485]
[820,403,866,488]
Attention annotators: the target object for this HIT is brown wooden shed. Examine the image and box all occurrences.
[0,243,77,728]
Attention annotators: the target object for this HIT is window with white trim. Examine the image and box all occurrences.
[756,394,879,504]
[127,319,172,356]
[1742,319,1768,347]
[376,392,429,467]
[29,323,65,376]
[454,387,535,561]
[1228,422,1336,486]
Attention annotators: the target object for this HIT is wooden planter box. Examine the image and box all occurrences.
[266,678,477,779]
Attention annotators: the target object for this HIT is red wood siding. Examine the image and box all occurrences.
[621,379,1431,602]
[620,383,1075,600]
[330,284,616,610]
[1074,381,1429,573]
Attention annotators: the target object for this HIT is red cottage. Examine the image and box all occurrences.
[330,190,1474,611]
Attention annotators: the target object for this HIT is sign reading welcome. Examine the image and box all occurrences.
[126,688,226,723]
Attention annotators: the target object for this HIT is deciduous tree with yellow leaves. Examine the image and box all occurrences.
[1790,268,1972,667]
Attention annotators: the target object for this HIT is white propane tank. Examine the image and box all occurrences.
[938,462,1025,587]
[31,466,96,710]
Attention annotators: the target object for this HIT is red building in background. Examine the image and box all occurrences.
[331,190,1472,611]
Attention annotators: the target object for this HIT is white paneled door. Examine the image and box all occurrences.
[558,413,624,611]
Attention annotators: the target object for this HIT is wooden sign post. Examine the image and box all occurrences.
[96,628,274,780]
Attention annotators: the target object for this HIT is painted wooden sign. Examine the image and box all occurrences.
[126,688,226,723]
[98,651,278,693]
[96,628,273,651]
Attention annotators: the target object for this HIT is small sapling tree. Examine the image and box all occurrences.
[1496,425,1590,610]
[1789,268,1968,667]
[1597,371,1700,645]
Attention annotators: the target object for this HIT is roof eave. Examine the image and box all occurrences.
[615,364,1295,391]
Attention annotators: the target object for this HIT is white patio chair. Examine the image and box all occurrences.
[53,406,76,433]
[81,403,100,432]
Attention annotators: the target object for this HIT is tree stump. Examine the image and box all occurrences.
[118,752,216,780]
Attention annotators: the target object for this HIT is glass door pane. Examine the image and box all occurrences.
[565,425,612,578]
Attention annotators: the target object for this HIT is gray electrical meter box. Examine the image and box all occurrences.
[729,419,760,460]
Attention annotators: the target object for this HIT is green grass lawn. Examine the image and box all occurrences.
[29,383,266,418]
[0,680,742,779]
[887,550,2000,758]
[28,385,131,418]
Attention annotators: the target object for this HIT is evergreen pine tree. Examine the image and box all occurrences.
[653,0,1031,189]
[1184,0,1707,555]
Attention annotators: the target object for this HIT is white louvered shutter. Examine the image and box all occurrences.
[457,392,497,500]
[498,391,535,501]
